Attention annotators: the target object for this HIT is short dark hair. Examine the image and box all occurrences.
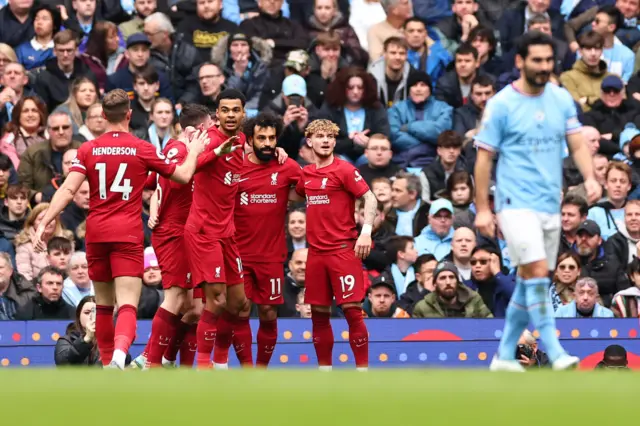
[6,184,28,199]
[243,111,284,139]
[414,254,437,272]
[133,65,159,85]
[383,36,408,52]
[472,74,495,91]
[628,256,640,277]
[527,12,551,28]
[47,236,72,254]
[402,17,425,29]
[0,153,11,171]
[437,130,463,148]
[516,31,555,59]
[578,30,604,49]
[597,5,623,32]
[216,89,246,107]
[455,43,478,60]
[562,193,588,216]
[37,265,65,284]
[179,104,210,128]
[387,235,414,263]
[468,26,496,52]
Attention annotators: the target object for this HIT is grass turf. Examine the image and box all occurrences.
[2,369,636,424]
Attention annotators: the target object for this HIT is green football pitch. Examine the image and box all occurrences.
[1,369,635,424]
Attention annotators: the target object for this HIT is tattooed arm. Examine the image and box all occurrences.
[355,190,377,259]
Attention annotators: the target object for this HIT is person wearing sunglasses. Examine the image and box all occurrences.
[555,277,614,317]
[464,245,515,317]
[550,251,581,312]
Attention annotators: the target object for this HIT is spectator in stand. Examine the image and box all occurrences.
[14,203,71,281]
[560,31,611,113]
[0,45,17,82]
[592,5,634,81]
[304,0,368,67]
[363,277,408,317]
[280,247,307,318]
[78,103,107,141]
[386,171,429,237]
[412,261,493,318]
[137,98,176,150]
[367,0,413,62]
[0,154,17,201]
[46,236,72,272]
[442,171,475,223]
[106,33,172,101]
[436,0,489,53]
[185,62,225,114]
[564,127,601,193]
[349,0,386,51]
[59,0,99,49]
[497,0,565,54]
[120,0,157,41]
[404,17,452,83]
[368,36,415,108]
[286,208,307,261]
[453,75,495,141]
[550,252,581,312]
[306,31,351,109]
[415,199,455,260]
[465,245,515,317]
[605,200,640,264]
[517,329,550,368]
[145,12,201,103]
[54,295,99,366]
[176,0,238,63]
[384,235,418,295]
[582,75,640,145]
[0,96,47,169]
[211,33,271,117]
[358,134,399,186]
[319,67,390,164]
[62,251,93,307]
[239,0,309,68]
[264,74,317,160]
[15,266,75,320]
[0,251,35,320]
[138,247,163,319]
[34,30,98,112]
[371,176,393,212]
[389,71,453,168]
[41,148,76,203]
[397,253,436,315]
[79,21,126,91]
[611,256,640,317]
[0,183,28,244]
[18,112,82,201]
[559,194,589,253]
[295,288,311,318]
[359,200,395,272]
[129,66,159,131]
[574,219,630,307]
[0,62,37,134]
[61,179,89,247]
[445,226,476,280]
[15,4,59,71]
[53,77,99,137]
[436,43,487,110]
[588,161,631,240]
[260,49,310,110]
[555,277,615,317]
[0,0,36,48]
[420,131,466,201]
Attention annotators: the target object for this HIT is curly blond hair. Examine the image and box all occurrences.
[304,119,340,138]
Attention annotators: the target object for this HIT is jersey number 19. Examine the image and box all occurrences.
[95,163,133,200]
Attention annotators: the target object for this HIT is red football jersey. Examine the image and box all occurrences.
[235,156,302,263]
[155,139,193,235]
[186,126,245,239]
[295,158,369,253]
[70,131,176,244]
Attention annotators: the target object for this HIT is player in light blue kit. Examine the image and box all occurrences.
[474,32,602,372]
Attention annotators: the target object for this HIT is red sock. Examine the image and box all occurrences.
[114,304,137,354]
[213,311,234,365]
[232,316,253,367]
[146,308,180,367]
[256,319,277,368]
[141,342,149,359]
[311,311,334,367]
[196,309,217,369]
[179,324,197,368]
[95,305,115,366]
[343,307,368,368]
[164,320,189,362]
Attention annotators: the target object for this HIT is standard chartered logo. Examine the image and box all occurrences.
[240,192,249,205]
[224,171,232,185]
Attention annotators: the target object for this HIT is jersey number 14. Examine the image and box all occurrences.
[95,163,133,200]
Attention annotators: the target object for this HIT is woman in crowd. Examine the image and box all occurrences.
[53,77,99,136]
[0,96,48,169]
[140,98,176,150]
[319,66,389,164]
[62,251,94,307]
[80,21,126,91]
[0,44,17,80]
[15,5,60,71]
[54,295,100,366]
[611,257,640,317]
[550,252,582,312]
[15,203,70,281]
[286,208,307,262]
[78,103,107,141]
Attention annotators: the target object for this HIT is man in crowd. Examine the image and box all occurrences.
[397,253,437,315]
[130,67,161,131]
[120,0,157,40]
[588,162,632,240]
[367,0,413,61]
[555,277,615,317]
[446,226,476,280]
[420,130,466,201]
[385,171,427,237]
[369,37,415,108]
[437,0,488,52]
[358,134,400,186]
[497,0,565,53]
[559,194,589,253]
[435,43,484,109]
[184,62,225,113]
[0,184,28,244]
[591,5,634,82]
[605,200,640,265]
[464,245,515,317]
[363,277,407,318]
[0,251,35,320]
[453,75,495,139]
[415,199,455,260]
[384,235,418,296]
[280,247,307,318]
[15,266,75,320]
[404,17,452,83]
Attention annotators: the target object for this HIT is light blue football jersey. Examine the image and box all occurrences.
[475,83,582,214]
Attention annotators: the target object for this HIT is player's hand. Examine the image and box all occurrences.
[354,233,372,259]
[32,225,47,253]
[0,87,15,105]
[584,178,602,205]
[569,41,580,53]
[489,253,501,276]
[148,215,158,230]
[283,105,300,127]
[475,209,495,238]
[213,135,240,156]
[189,129,211,155]
[84,319,96,343]
[275,147,288,164]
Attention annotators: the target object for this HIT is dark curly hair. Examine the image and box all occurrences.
[3,96,48,136]
[324,66,381,109]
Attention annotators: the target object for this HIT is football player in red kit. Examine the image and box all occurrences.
[232,112,302,367]
[294,119,378,371]
[32,89,209,369]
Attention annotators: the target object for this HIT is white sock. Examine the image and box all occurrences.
[318,366,332,372]
[213,363,229,370]
[162,357,176,366]
[112,350,127,369]
[356,367,368,372]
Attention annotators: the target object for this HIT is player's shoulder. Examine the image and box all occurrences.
[163,139,187,162]
[282,157,303,173]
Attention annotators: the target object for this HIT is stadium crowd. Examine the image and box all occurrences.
[2,0,640,339]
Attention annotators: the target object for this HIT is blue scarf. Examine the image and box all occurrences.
[148,123,171,151]
[391,264,415,296]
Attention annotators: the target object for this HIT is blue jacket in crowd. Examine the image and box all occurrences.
[388,97,452,153]
[406,42,451,84]
[465,272,515,318]
[555,300,614,318]
[414,225,453,261]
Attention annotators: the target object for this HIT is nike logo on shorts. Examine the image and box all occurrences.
[343,293,354,299]
[269,295,280,300]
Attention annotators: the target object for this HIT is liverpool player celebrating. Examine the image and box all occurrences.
[233,112,302,367]
[33,89,209,369]
[294,119,377,371]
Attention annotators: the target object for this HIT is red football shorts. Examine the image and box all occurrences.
[243,261,285,305]
[152,233,191,290]
[86,242,143,282]
[184,227,243,287]
[305,249,364,306]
